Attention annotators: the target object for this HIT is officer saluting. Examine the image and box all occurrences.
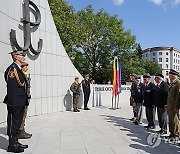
[3,50,28,153]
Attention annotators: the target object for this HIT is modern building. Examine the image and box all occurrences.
[142,46,180,81]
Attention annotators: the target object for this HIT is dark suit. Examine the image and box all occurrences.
[4,62,27,140]
[154,81,169,132]
[82,79,91,109]
[134,83,144,123]
[143,82,156,127]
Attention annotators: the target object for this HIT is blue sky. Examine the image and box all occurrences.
[66,0,180,50]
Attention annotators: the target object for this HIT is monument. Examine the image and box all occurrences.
[0,0,82,123]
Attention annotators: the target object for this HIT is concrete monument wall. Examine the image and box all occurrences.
[0,0,82,123]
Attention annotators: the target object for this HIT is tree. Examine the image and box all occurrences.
[48,1,161,83]
[73,6,136,83]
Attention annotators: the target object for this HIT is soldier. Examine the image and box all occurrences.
[70,77,81,112]
[82,74,94,110]
[3,50,28,153]
[167,69,180,139]
[154,73,169,135]
[143,74,156,129]
[18,62,32,139]
[129,74,137,121]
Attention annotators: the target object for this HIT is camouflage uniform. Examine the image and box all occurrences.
[70,81,80,111]
[167,78,180,137]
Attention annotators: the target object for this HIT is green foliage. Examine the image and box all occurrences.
[48,0,162,83]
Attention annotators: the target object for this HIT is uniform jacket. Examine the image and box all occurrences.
[167,78,180,111]
[134,82,144,104]
[154,81,169,108]
[3,62,27,106]
[70,81,80,96]
[143,82,155,107]
[82,79,91,94]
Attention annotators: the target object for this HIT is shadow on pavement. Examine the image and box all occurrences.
[101,115,180,154]
[0,127,8,151]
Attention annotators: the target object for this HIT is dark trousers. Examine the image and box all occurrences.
[145,107,155,126]
[157,107,167,132]
[84,93,90,109]
[7,106,25,139]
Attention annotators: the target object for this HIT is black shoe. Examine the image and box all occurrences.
[144,125,150,129]
[77,109,80,112]
[7,143,24,153]
[149,126,155,129]
[84,108,90,110]
[160,131,167,135]
[134,121,139,125]
[18,142,28,149]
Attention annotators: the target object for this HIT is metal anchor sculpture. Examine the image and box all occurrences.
[10,0,43,55]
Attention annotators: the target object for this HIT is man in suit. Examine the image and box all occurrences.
[167,69,180,139]
[143,74,156,129]
[82,74,94,110]
[133,76,144,125]
[4,50,28,153]
[154,73,169,135]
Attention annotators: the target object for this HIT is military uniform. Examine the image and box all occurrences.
[19,65,32,139]
[167,78,180,137]
[70,81,80,112]
[4,61,28,152]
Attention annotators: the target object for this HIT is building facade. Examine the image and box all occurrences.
[142,47,180,81]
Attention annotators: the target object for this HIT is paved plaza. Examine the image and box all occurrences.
[0,101,180,154]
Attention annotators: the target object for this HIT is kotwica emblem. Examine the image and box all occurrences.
[10,0,43,55]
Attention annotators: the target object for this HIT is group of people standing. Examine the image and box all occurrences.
[70,74,94,112]
[130,70,180,139]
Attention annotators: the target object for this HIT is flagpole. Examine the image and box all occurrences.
[116,94,119,109]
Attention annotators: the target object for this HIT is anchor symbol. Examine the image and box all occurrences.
[10,0,43,55]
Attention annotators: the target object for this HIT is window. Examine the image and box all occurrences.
[159,64,162,68]
[166,71,169,76]
[178,60,180,64]
[174,53,176,56]
[153,58,156,62]
[176,59,178,63]
[146,54,147,57]
[178,66,180,70]
[166,52,168,56]
[159,58,162,62]
[176,54,178,57]
[174,65,175,69]
[166,64,168,69]
[174,59,175,63]
[153,52,156,56]
[159,52,162,55]
[166,58,168,62]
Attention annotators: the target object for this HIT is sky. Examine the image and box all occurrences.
[66,0,180,50]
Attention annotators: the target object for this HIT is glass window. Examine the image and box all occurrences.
[159,58,162,62]
[166,64,168,69]
[146,54,147,57]
[178,60,180,64]
[166,58,168,62]
[159,52,162,55]
[159,64,162,68]
[166,52,168,56]
[153,52,155,56]
[174,59,175,63]
[166,71,169,76]
[153,58,156,62]
[174,65,175,69]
